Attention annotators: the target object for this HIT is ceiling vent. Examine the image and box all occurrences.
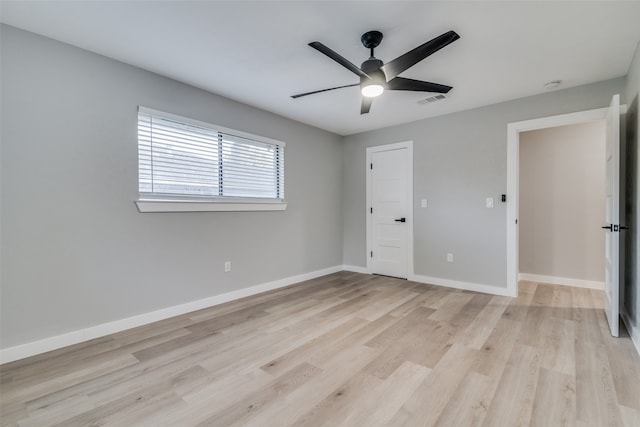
[417,94,448,104]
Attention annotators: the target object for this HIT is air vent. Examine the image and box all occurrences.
[417,94,448,104]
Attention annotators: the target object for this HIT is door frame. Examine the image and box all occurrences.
[366,141,414,277]
[506,105,626,296]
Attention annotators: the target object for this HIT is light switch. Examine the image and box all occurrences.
[486,197,494,208]
[421,199,428,208]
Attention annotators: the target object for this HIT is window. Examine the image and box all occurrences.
[136,107,286,212]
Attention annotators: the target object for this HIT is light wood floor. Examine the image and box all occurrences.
[1,272,639,426]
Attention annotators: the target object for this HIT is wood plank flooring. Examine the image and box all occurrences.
[1,272,639,426]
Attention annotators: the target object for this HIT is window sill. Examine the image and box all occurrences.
[135,199,287,213]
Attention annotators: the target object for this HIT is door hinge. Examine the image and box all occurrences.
[370,207,373,214]
[370,163,373,170]
[370,251,373,258]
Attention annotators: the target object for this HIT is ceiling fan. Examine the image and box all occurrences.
[292,30,460,114]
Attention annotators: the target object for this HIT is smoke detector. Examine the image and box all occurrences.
[544,80,561,90]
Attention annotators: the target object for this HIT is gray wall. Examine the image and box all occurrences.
[623,41,639,336]
[342,77,625,289]
[0,25,343,349]
[519,122,605,282]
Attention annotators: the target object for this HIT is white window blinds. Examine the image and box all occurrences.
[138,107,284,201]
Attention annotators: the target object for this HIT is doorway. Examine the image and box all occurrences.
[366,141,413,279]
[506,98,623,332]
[518,121,606,288]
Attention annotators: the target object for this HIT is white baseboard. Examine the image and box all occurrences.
[518,273,604,290]
[621,310,640,357]
[339,267,514,297]
[0,265,343,364]
[409,273,516,297]
[342,264,369,274]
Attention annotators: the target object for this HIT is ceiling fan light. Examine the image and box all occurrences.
[361,83,384,98]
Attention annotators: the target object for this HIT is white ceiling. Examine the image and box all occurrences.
[2,1,640,135]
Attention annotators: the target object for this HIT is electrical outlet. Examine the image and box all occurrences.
[224,261,231,272]
[421,198,428,208]
[447,253,453,263]
[486,197,494,208]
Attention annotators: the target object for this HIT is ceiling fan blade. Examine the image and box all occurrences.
[387,77,452,93]
[291,83,359,99]
[361,97,373,114]
[309,42,371,79]
[381,31,460,80]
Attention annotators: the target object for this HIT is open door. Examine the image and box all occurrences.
[603,94,620,337]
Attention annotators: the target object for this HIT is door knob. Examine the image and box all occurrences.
[602,225,613,231]
[395,218,406,223]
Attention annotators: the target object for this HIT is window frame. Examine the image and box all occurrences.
[135,106,287,213]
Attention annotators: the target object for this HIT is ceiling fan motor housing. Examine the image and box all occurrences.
[361,58,386,85]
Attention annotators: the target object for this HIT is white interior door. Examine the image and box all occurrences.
[369,146,411,278]
[604,94,620,337]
